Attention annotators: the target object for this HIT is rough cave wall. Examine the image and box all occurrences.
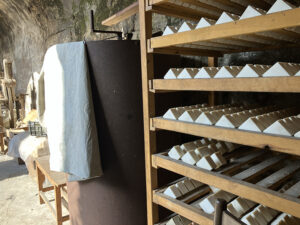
[0,0,300,94]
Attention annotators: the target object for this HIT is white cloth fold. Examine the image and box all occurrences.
[39,41,103,181]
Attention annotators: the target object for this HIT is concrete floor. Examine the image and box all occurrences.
[0,154,70,225]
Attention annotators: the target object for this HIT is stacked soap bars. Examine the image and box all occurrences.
[163,62,300,79]
[162,0,300,45]
[164,215,191,225]
[194,180,300,224]
[162,104,300,138]
[167,138,240,171]
[163,177,204,199]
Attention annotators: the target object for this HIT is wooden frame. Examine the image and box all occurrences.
[36,156,69,225]
[106,0,300,224]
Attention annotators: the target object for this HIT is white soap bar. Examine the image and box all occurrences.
[242,213,260,225]
[224,142,239,152]
[195,146,214,157]
[164,68,183,79]
[295,131,300,138]
[237,64,271,78]
[178,109,202,122]
[267,0,296,14]
[168,145,186,160]
[210,152,227,168]
[240,6,266,20]
[180,141,198,151]
[164,185,182,198]
[178,22,196,33]
[163,26,178,36]
[256,205,274,222]
[196,17,216,29]
[196,155,216,170]
[264,118,297,136]
[199,194,217,214]
[182,178,195,191]
[176,181,189,195]
[252,210,268,225]
[216,12,240,25]
[166,215,184,225]
[181,150,200,165]
[194,67,220,78]
[263,62,300,77]
[190,179,203,188]
[214,66,243,78]
[163,107,185,120]
[177,68,199,79]
[270,213,287,225]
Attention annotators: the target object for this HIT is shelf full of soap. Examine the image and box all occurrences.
[161,104,300,138]
[155,176,300,225]
[151,0,300,53]
[163,62,300,79]
[152,142,300,219]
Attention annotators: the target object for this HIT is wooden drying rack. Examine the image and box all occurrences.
[101,0,300,224]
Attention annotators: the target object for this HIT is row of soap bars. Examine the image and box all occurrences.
[163,104,300,137]
[163,0,300,41]
[164,62,300,79]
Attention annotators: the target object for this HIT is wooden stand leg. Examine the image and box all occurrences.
[208,57,218,106]
[36,166,45,204]
[55,186,63,225]
[0,133,4,152]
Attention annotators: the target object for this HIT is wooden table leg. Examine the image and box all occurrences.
[0,132,4,152]
[36,166,45,204]
[55,186,63,225]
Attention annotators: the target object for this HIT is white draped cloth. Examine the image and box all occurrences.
[39,41,103,181]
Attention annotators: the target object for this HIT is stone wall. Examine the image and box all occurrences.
[1,0,300,94]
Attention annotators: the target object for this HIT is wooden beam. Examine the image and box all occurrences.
[150,8,300,49]
[151,77,300,93]
[151,118,300,156]
[102,2,139,26]
[139,0,158,224]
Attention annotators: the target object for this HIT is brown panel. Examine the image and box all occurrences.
[67,40,146,225]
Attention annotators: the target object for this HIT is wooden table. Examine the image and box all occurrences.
[36,156,69,225]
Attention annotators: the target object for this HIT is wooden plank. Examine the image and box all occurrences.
[102,2,139,26]
[232,155,285,181]
[152,154,300,218]
[151,77,300,93]
[256,162,300,189]
[220,151,267,175]
[139,0,159,224]
[39,191,56,217]
[54,187,63,225]
[35,156,68,187]
[150,46,222,57]
[147,3,218,20]
[151,118,300,156]
[208,57,217,106]
[153,192,214,225]
[150,8,300,48]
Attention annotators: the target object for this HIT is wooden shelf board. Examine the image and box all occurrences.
[148,0,273,20]
[151,118,300,156]
[102,1,139,26]
[151,77,300,93]
[152,153,300,218]
[150,8,300,50]
[153,192,214,225]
